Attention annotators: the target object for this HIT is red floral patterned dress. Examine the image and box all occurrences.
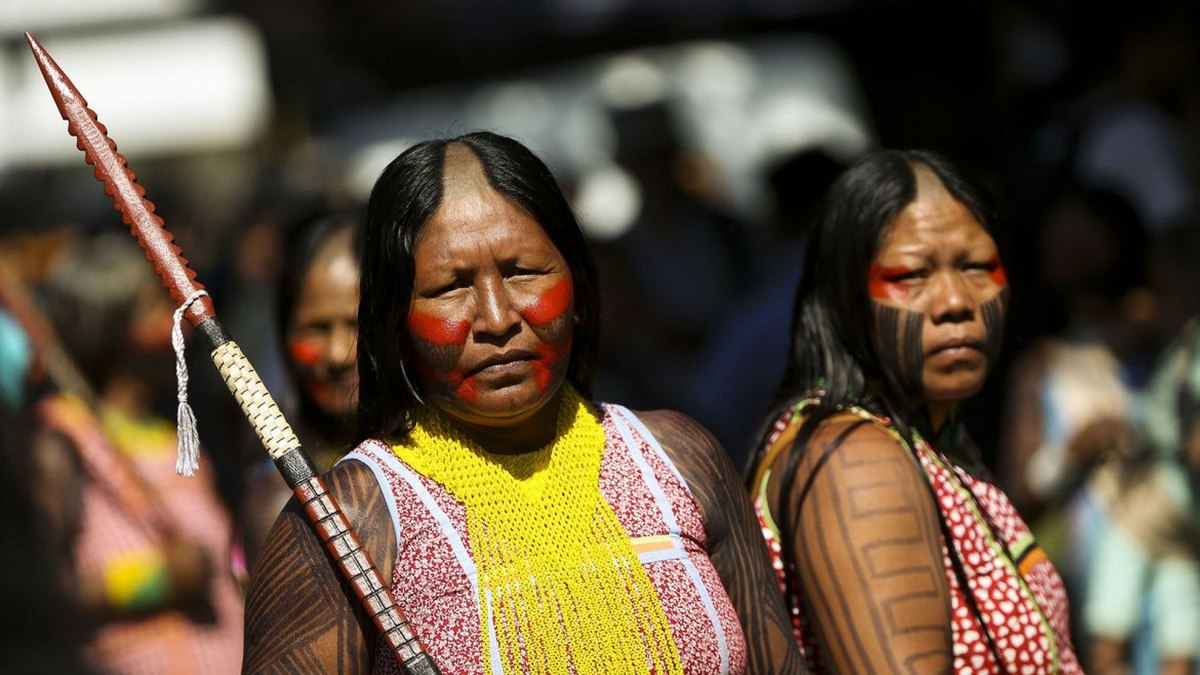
[343,403,747,674]
[751,400,1081,674]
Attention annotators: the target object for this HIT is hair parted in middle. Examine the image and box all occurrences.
[356,131,601,441]
[777,148,997,412]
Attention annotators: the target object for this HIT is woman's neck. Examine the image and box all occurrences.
[924,402,956,435]
[434,393,565,456]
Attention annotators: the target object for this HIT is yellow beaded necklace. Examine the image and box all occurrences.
[393,386,684,675]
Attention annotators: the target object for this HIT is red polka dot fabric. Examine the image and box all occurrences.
[754,402,1081,674]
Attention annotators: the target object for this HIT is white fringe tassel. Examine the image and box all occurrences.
[172,290,208,477]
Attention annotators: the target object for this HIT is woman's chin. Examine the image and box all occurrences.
[436,381,561,427]
[923,376,986,404]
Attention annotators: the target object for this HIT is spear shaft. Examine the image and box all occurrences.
[25,32,438,674]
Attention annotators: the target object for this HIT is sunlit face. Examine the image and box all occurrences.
[287,229,360,419]
[406,145,574,429]
[868,165,1008,404]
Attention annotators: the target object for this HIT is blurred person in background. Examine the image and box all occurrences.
[997,184,1154,658]
[689,147,848,468]
[592,99,754,413]
[747,150,1081,673]
[239,208,362,571]
[244,131,802,673]
[1080,312,1200,675]
[0,306,96,674]
[32,230,243,674]
[1023,0,1199,238]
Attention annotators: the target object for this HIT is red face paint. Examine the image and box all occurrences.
[454,368,479,405]
[986,254,1008,286]
[301,379,337,407]
[407,311,471,346]
[288,339,322,367]
[868,264,914,302]
[412,359,479,406]
[519,277,573,326]
[531,335,572,392]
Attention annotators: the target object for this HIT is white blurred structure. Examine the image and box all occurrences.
[0,0,204,35]
[335,34,872,238]
[0,15,271,169]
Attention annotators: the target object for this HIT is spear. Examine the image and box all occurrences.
[25,32,438,675]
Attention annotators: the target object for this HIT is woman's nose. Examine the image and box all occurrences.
[929,272,975,324]
[327,322,357,367]
[474,277,521,336]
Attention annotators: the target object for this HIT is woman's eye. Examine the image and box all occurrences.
[884,269,925,282]
[429,279,468,296]
[511,264,542,275]
[872,264,925,284]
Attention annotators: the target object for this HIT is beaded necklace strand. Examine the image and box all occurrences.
[394,386,684,675]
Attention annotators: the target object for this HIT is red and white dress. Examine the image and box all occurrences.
[751,400,1082,674]
[343,403,747,675]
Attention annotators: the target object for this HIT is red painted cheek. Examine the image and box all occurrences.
[301,379,337,407]
[868,265,912,302]
[413,360,479,406]
[987,255,1008,286]
[531,335,572,392]
[288,339,322,367]
[407,311,470,346]
[454,370,479,405]
[520,278,573,326]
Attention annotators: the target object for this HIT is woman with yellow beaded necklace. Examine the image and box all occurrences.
[244,132,802,674]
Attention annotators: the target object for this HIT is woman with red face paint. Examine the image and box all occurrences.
[243,132,803,674]
[746,150,1082,674]
[239,210,363,571]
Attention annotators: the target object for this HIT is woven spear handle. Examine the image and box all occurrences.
[25,33,438,674]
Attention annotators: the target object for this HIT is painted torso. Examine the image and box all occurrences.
[344,403,746,675]
[752,400,1081,674]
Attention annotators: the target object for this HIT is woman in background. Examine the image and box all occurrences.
[239,210,362,570]
[748,150,1081,673]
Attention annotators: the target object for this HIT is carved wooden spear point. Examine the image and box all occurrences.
[24,32,214,326]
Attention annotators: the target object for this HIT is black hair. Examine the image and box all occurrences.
[40,231,158,389]
[276,207,364,429]
[276,208,365,341]
[774,148,997,419]
[356,131,601,441]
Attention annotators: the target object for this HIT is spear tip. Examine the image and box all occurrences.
[24,31,46,61]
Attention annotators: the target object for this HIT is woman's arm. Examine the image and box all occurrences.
[769,419,952,674]
[242,459,396,674]
[640,409,805,675]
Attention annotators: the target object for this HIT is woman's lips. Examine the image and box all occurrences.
[927,337,983,356]
[468,351,536,377]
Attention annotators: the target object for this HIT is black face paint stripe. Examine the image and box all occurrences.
[873,302,925,397]
[875,303,900,366]
[903,309,924,390]
[980,287,1009,365]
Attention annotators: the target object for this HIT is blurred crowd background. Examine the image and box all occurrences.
[2,0,1200,672]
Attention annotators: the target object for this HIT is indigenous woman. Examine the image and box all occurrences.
[240,210,362,569]
[747,150,1081,673]
[244,132,801,674]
